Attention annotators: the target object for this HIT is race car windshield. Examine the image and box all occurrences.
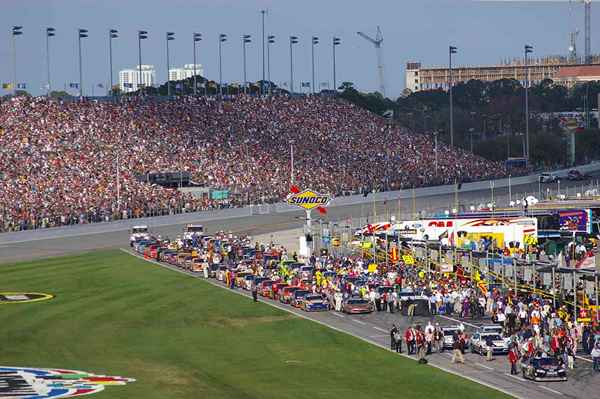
[347,299,368,304]
[186,226,204,232]
[306,295,322,301]
[132,228,148,234]
[443,330,458,336]
[483,335,502,341]
[535,358,558,366]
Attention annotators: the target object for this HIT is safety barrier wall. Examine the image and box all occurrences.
[2,162,600,244]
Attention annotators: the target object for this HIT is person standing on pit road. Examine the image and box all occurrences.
[591,341,600,372]
[405,326,416,355]
[251,281,258,302]
[485,334,494,361]
[451,332,465,364]
[416,325,427,363]
[390,324,399,351]
[508,345,520,375]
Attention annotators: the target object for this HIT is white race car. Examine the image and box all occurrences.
[470,332,509,355]
[183,224,204,240]
[129,225,150,246]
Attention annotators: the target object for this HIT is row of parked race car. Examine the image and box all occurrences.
[130,229,567,382]
[131,234,378,314]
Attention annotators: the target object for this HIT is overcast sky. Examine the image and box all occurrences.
[0,0,594,97]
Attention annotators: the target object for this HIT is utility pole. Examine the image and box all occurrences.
[138,30,148,94]
[193,33,202,96]
[311,36,319,95]
[78,29,89,97]
[333,37,341,91]
[267,35,275,95]
[289,36,298,94]
[525,45,533,161]
[166,32,175,96]
[219,34,227,96]
[449,45,457,147]
[109,29,118,97]
[11,26,23,96]
[46,27,55,96]
[261,10,266,95]
[242,35,251,94]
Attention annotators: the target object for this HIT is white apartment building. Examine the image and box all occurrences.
[119,65,156,93]
[168,64,204,82]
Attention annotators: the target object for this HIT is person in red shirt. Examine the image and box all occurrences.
[508,346,520,375]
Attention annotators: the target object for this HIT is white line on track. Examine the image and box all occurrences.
[439,315,480,329]
[540,386,563,396]
[331,312,345,318]
[124,249,525,399]
[474,363,494,371]
[504,373,523,381]
[372,326,388,333]
[369,334,388,339]
[352,319,366,325]
[576,356,593,363]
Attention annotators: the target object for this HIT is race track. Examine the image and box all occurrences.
[1,176,597,263]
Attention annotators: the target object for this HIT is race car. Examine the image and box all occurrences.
[279,286,303,304]
[522,356,567,382]
[441,326,462,350]
[130,225,151,246]
[341,298,374,314]
[470,332,509,355]
[567,169,588,181]
[290,290,310,308]
[302,294,329,312]
[183,224,204,240]
[270,282,289,300]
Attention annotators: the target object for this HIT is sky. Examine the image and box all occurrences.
[0,0,595,98]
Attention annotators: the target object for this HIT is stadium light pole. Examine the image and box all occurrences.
[219,34,227,96]
[449,45,457,147]
[332,37,341,91]
[261,10,266,95]
[193,33,202,96]
[138,30,148,94]
[311,36,319,95]
[166,32,175,96]
[109,29,118,97]
[78,29,89,97]
[289,36,298,94]
[12,26,23,96]
[46,27,55,96]
[525,44,533,162]
[267,35,275,95]
[242,35,251,94]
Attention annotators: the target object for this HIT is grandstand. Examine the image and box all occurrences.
[0,95,511,232]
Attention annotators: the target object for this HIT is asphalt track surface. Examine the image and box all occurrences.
[2,176,600,398]
[1,175,599,264]
[126,249,599,399]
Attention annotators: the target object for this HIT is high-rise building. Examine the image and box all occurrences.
[168,64,204,82]
[119,65,156,93]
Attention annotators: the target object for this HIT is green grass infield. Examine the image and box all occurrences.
[0,249,511,399]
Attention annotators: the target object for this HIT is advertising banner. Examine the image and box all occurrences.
[559,209,591,233]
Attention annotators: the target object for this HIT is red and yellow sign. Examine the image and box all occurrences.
[286,188,331,211]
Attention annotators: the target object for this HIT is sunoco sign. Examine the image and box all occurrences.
[286,189,331,211]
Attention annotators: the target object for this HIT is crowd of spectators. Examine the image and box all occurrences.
[0,94,511,232]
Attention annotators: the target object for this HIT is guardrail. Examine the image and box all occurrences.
[2,162,600,245]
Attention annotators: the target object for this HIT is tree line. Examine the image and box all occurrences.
[339,79,600,168]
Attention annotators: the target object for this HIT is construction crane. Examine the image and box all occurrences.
[357,26,386,97]
[479,0,591,65]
